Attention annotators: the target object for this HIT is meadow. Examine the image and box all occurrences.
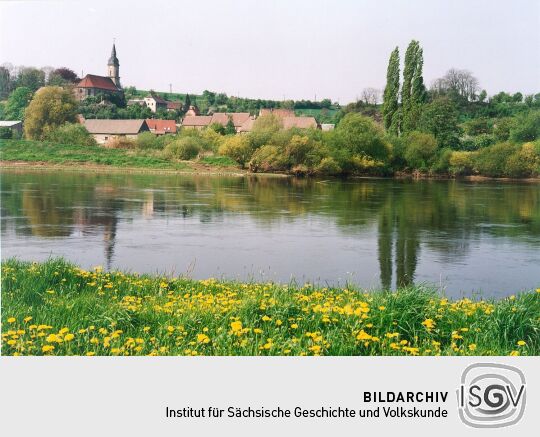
[1,259,539,356]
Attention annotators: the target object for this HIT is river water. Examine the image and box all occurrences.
[1,170,539,297]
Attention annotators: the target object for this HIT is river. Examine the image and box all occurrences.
[1,170,539,297]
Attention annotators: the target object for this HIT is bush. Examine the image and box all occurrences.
[504,142,540,178]
[474,142,517,177]
[218,135,252,166]
[164,137,202,160]
[493,117,514,142]
[315,157,342,175]
[248,145,285,172]
[403,131,437,170]
[45,123,97,147]
[432,148,453,174]
[335,113,390,161]
[136,132,162,150]
[0,127,13,139]
[449,151,475,176]
[510,111,540,142]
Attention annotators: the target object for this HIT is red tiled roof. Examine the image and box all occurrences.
[282,116,318,129]
[259,108,295,119]
[145,119,177,134]
[167,101,182,110]
[210,112,251,127]
[77,74,119,92]
[182,115,213,127]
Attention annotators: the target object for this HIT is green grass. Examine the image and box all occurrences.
[200,155,238,167]
[2,259,539,356]
[0,139,189,169]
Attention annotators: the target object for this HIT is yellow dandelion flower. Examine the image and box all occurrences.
[468,344,477,351]
[42,345,55,353]
[197,333,210,344]
[230,321,243,333]
[24,316,33,323]
[64,333,75,342]
[517,340,526,346]
[510,350,520,356]
[7,317,16,324]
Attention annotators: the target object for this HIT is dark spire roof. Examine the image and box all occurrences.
[108,43,119,66]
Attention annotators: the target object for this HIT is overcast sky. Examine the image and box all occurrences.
[1,0,539,103]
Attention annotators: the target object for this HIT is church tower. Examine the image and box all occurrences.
[107,43,121,88]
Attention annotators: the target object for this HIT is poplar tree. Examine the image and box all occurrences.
[401,40,426,133]
[382,47,400,135]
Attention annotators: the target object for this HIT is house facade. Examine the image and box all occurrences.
[144,92,168,113]
[83,119,149,144]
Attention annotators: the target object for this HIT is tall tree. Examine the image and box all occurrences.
[24,86,78,140]
[3,87,33,120]
[183,93,191,111]
[382,47,400,135]
[401,40,426,133]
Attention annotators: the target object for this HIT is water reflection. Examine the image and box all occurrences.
[1,170,539,296]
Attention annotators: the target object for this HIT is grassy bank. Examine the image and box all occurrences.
[0,140,241,173]
[2,259,539,356]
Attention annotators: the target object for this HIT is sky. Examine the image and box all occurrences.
[1,0,539,103]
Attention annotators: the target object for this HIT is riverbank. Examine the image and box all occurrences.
[2,139,539,181]
[2,259,539,356]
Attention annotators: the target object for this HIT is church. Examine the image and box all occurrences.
[75,44,123,101]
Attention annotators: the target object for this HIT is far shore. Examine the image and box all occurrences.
[2,160,540,183]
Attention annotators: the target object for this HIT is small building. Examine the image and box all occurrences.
[127,98,146,106]
[83,119,149,144]
[0,120,23,136]
[321,123,335,131]
[181,115,213,130]
[282,116,318,130]
[144,92,168,113]
[145,119,177,135]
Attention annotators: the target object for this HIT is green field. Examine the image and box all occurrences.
[2,259,538,356]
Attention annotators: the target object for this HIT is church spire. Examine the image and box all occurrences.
[108,43,119,67]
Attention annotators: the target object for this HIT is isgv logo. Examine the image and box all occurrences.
[457,363,526,428]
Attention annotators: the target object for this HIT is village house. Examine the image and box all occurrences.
[144,92,168,113]
[282,116,318,129]
[83,119,149,144]
[0,120,23,137]
[75,44,123,101]
[181,115,213,130]
[145,119,177,135]
[182,112,253,132]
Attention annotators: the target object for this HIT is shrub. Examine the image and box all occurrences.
[432,148,453,174]
[104,136,136,149]
[315,157,342,175]
[510,111,540,142]
[45,123,97,147]
[462,118,492,136]
[449,151,475,176]
[504,142,540,178]
[136,132,161,150]
[248,145,285,172]
[403,131,437,170]
[164,137,202,160]
[218,135,252,166]
[493,117,514,142]
[335,113,390,161]
[474,142,517,177]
